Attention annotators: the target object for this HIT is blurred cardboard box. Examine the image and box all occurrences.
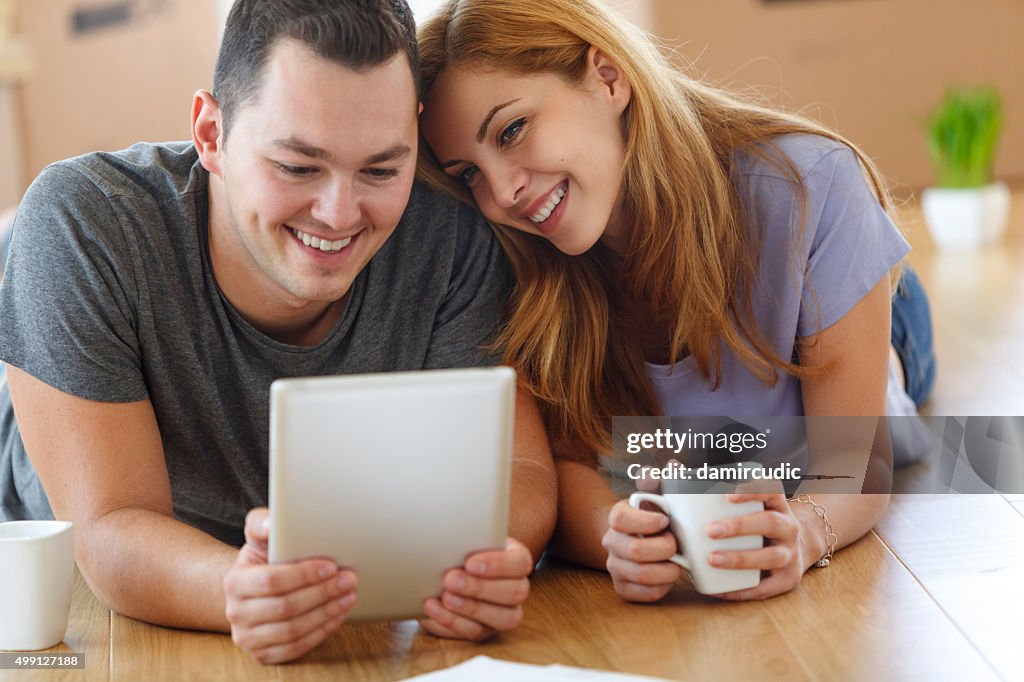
[648,0,1024,191]
[1,0,219,208]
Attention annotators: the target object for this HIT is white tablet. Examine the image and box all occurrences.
[268,366,515,622]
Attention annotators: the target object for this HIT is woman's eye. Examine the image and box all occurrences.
[500,118,526,146]
[459,166,479,184]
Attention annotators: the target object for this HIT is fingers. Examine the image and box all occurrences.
[226,569,357,627]
[727,491,788,512]
[421,598,501,641]
[608,500,671,535]
[420,539,533,641]
[706,509,798,543]
[235,598,354,664]
[225,559,348,600]
[606,553,682,586]
[243,507,270,547]
[442,570,529,607]
[709,544,795,572]
[224,556,359,664]
[602,526,678,564]
[462,538,533,580]
[611,577,676,603]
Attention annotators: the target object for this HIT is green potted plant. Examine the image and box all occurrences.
[922,85,1010,251]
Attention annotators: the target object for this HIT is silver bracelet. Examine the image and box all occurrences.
[787,494,837,568]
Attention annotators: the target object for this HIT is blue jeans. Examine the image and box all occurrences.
[891,267,936,407]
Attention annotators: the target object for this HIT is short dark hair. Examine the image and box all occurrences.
[213,0,419,140]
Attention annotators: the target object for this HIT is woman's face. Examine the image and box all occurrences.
[421,52,632,255]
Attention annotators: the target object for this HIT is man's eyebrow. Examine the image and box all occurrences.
[271,137,333,161]
[364,144,412,165]
[477,99,521,143]
[270,140,411,165]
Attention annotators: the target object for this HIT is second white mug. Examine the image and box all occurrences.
[628,492,763,595]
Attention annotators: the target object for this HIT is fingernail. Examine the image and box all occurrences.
[338,593,356,608]
[445,593,464,608]
[709,553,726,567]
[337,573,355,591]
[261,517,270,532]
[424,599,441,617]
[318,564,336,580]
[447,574,467,591]
[467,559,486,574]
[707,522,725,538]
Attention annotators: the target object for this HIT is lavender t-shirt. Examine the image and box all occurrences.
[649,134,909,417]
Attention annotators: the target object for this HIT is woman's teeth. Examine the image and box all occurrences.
[530,185,566,223]
[291,228,352,252]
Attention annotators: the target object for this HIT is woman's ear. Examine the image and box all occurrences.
[587,45,632,113]
[192,89,224,177]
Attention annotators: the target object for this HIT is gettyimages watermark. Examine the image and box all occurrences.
[608,416,1024,494]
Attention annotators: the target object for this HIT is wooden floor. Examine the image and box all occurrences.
[18,494,1024,681]
[897,182,1024,416]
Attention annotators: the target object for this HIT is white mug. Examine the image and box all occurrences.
[628,492,764,595]
[0,521,75,650]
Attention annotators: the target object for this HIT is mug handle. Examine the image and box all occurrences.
[628,493,690,570]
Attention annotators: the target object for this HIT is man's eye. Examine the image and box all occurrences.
[277,163,316,177]
[458,166,479,184]
[500,118,526,146]
[364,168,400,180]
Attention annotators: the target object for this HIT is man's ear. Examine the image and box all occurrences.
[192,89,225,177]
[587,45,631,113]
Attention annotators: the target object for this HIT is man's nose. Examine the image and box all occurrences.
[312,179,361,230]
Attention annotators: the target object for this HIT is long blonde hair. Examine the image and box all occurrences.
[417,0,899,463]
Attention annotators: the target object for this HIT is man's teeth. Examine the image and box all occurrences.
[291,229,352,252]
[530,185,566,223]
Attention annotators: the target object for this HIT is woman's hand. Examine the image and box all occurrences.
[602,499,683,602]
[705,492,819,601]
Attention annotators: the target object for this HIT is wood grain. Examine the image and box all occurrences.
[875,495,1024,681]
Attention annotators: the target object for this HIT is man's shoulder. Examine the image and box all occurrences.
[36,141,204,206]
[402,180,467,225]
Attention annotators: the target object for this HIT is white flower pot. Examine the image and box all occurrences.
[921,181,1011,251]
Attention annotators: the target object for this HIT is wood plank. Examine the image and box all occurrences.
[875,495,1024,680]
[450,559,806,682]
[761,530,997,682]
[901,184,1024,417]
[7,568,111,682]
[110,613,279,682]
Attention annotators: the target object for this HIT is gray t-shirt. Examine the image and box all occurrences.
[0,142,510,545]
[648,134,911,416]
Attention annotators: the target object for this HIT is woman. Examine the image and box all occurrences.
[416,0,935,601]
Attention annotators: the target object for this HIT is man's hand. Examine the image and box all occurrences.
[223,508,358,664]
[419,537,532,641]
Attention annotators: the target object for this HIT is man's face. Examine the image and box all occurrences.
[209,40,418,321]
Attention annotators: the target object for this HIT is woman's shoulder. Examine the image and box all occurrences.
[732,133,855,185]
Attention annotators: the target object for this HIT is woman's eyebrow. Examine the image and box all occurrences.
[477,99,521,142]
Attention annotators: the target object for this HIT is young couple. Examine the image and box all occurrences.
[0,0,933,665]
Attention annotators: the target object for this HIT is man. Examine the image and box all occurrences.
[0,0,555,664]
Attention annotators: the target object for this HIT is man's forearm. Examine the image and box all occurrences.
[508,457,557,563]
[80,508,236,631]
